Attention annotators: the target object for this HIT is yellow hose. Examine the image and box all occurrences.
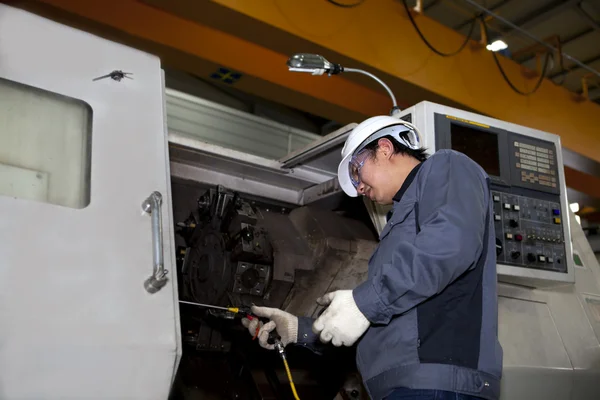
[282,357,300,400]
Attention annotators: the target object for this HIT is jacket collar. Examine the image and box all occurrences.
[392,162,423,203]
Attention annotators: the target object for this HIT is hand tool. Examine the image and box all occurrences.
[179,300,265,340]
[179,300,297,399]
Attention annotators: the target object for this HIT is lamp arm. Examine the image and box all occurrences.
[343,68,398,109]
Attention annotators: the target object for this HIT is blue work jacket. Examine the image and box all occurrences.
[295,150,503,400]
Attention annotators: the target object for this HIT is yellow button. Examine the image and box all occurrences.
[554,217,561,224]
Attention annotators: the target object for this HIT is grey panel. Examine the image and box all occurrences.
[165,89,319,161]
[498,296,571,368]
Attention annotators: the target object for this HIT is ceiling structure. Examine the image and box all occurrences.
[422,0,600,103]
[415,0,600,223]
[6,0,600,221]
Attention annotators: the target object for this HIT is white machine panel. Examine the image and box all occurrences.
[0,5,180,399]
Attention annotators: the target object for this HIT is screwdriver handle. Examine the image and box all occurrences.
[238,308,282,348]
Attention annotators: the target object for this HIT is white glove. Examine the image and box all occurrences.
[241,306,298,350]
[312,290,370,347]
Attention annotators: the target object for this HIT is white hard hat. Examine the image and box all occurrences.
[337,115,422,197]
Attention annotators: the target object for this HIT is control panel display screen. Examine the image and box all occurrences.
[450,123,500,177]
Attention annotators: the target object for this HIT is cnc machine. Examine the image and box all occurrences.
[1,4,600,400]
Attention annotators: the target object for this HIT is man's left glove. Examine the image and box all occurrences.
[312,290,370,347]
[241,306,298,350]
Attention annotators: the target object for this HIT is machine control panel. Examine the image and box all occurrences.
[492,191,566,273]
[433,111,571,281]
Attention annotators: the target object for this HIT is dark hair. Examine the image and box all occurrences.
[363,134,429,162]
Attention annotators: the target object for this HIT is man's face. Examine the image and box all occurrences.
[352,140,398,205]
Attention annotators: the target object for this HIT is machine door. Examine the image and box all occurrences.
[279,122,390,230]
[0,5,180,399]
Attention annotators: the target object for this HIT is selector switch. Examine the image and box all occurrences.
[527,253,537,262]
[495,238,503,256]
[511,251,521,260]
[509,219,519,228]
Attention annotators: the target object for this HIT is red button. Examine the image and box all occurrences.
[515,234,523,242]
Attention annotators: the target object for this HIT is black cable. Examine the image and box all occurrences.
[326,0,364,7]
[402,0,477,57]
[482,18,550,95]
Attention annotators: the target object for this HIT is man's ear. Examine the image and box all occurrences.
[377,138,394,159]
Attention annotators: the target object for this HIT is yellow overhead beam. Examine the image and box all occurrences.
[21,0,392,123]
[206,0,600,164]
[13,0,600,202]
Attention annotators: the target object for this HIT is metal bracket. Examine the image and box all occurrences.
[142,191,169,293]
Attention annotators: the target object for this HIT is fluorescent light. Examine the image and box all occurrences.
[486,40,508,52]
[570,202,580,213]
[575,215,581,225]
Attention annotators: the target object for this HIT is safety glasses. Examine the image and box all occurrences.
[349,148,371,188]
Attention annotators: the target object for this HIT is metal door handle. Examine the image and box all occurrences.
[142,191,168,293]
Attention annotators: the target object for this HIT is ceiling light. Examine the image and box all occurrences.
[286,53,339,76]
[570,202,580,213]
[486,40,508,52]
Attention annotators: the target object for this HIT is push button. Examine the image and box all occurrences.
[504,203,511,210]
[553,217,561,224]
[552,209,560,216]
[494,214,501,221]
[513,205,520,211]
[493,195,500,202]
[538,255,546,262]
[515,234,523,242]
[505,233,513,240]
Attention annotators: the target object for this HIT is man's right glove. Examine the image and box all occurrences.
[241,306,298,350]
[312,290,370,347]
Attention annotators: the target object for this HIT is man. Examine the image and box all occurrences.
[242,115,503,400]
